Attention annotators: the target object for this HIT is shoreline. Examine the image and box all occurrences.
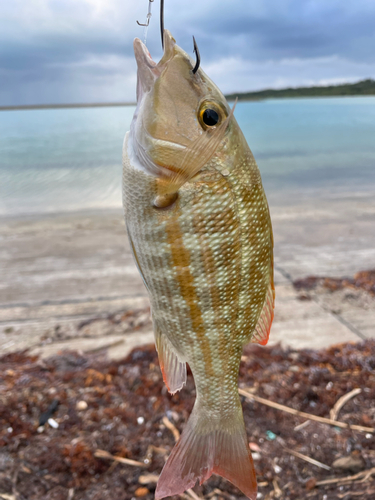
[2,94,375,112]
[0,189,374,358]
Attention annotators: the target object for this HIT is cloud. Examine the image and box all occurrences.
[205,55,375,94]
[0,0,374,105]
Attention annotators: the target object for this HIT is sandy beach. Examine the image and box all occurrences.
[1,188,374,358]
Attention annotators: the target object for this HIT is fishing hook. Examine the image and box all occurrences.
[160,0,165,49]
[192,36,201,74]
[136,0,154,27]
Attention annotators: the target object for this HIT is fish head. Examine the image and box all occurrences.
[130,30,236,197]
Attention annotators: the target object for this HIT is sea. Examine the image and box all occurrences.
[1,97,375,217]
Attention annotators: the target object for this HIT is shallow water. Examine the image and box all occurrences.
[1,97,375,216]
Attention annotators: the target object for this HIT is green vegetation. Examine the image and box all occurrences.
[225,78,375,101]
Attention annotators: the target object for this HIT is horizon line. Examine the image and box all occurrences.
[2,78,374,112]
[0,101,137,112]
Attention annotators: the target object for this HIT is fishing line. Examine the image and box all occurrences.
[136,0,154,46]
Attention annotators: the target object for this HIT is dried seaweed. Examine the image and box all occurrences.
[1,340,375,499]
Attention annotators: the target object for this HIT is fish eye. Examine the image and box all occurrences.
[202,109,219,126]
[198,101,225,130]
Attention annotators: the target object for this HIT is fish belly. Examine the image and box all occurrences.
[123,136,273,400]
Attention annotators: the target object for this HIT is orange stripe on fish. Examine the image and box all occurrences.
[165,214,215,378]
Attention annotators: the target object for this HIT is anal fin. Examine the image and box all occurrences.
[154,328,186,394]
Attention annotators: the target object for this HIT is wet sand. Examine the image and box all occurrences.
[0,188,374,357]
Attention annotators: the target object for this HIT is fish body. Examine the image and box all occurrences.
[123,31,274,500]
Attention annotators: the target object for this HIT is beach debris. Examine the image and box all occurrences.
[185,489,203,500]
[239,389,375,434]
[318,467,375,487]
[305,477,317,490]
[77,307,151,332]
[76,400,88,411]
[1,341,375,499]
[134,487,150,497]
[284,448,331,471]
[330,388,362,421]
[297,292,312,301]
[272,478,282,498]
[161,415,180,442]
[332,455,365,473]
[273,463,282,473]
[266,430,277,441]
[293,269,375,296]
[47,418,59,429]
[94,449,147,468]
[38,399,59,426]
[249,442,261,452]
[294,420,311,431]
[138,474,159,485]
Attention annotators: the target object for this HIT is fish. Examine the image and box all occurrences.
[122,30,274,500]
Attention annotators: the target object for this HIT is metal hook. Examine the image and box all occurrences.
[160,0,165,49]
[136,0,154,27]
[192,36,201,74]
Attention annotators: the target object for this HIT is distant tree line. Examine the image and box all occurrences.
[225,79,375,101]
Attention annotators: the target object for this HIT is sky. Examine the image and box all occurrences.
[1,0,375,106]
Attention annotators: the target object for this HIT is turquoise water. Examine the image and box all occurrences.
[1,97,375,216]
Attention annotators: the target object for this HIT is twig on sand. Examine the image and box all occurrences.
[138,474,159,485]
[185,489,203,500]
[330,388,362,421]
[315,467,375,486]
[239,388,374,433]
[205,489,233,499]
[284,448,331,471]
[94,449,147,468]
[337,492,375,498]
[162,415,180,442]
[294,420,311,431]
[149,444,169,455]
[272,478,282,498]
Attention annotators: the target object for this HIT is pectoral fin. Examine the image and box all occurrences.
[126,221,150,292]
[154,327,186,394]
[251,281,275,346]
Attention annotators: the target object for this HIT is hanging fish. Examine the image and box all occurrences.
[123,27,274,500]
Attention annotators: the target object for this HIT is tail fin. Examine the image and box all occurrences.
[155,399,257,500]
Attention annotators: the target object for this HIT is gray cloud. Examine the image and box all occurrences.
[0,0,374,106]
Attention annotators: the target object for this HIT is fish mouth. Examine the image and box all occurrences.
[134,30,176,101]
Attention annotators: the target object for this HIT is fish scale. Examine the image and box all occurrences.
[123,30,274,500]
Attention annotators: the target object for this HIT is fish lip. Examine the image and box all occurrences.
[133,38,157,70]
[131,30,181,178]
[133,30,176,101]
[133,30,176,66]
